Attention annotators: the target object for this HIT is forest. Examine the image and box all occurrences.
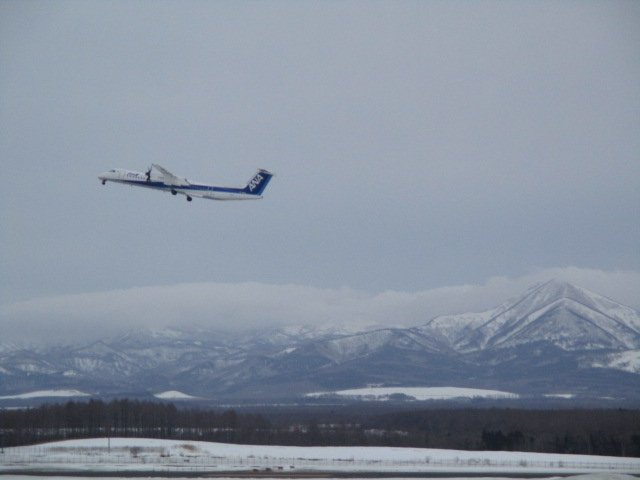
[1,399,639,457]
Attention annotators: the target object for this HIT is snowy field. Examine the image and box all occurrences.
[1,476,638,480]
[1,438,639,478]
[0,389,90,400]
[307,386,520,401]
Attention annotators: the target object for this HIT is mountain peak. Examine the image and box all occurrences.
[536,278,578,295]
[525,279,594,304]
[420,279,640,354]
[459,279,640,351]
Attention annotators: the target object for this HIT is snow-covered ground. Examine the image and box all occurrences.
[1,476,637,480]
[307,386,519,400]
[1,438,639,477]
[153,390,199,400]
[0,389,90,400]
[1,476,638,480]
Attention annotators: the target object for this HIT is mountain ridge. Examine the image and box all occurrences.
[1,280,639,402]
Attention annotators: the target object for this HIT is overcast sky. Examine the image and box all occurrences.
[1,1,639,344]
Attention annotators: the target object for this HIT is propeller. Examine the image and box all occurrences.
[145,165,152,182]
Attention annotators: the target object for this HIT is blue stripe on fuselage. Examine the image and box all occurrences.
[118,179,246,194]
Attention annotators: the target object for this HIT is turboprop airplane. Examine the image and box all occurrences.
[98,164,273,202]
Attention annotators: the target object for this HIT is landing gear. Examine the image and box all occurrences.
[171,189,177,195]
[101,180,106,185]
[186,196,192,202]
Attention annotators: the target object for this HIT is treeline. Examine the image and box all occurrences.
[1,399,639,457]
[0,399,267,447]
[366,408,640,457]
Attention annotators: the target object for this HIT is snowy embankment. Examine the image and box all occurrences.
[1,438,640,476]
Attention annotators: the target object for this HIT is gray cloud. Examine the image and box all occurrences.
[2,268,638,345]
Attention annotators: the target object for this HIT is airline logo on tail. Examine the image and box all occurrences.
[248,173,265,192]
[244,169,273,196]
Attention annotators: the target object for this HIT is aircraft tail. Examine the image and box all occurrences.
[242,169,273,196]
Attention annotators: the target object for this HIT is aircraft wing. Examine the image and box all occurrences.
[152,164,190,186]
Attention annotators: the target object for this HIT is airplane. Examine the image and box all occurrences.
[98,164,273,202]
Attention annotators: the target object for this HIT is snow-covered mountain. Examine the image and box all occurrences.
[419,280,640,352]
[1,281,639,402]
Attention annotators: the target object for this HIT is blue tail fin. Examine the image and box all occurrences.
[242,169,273,196]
